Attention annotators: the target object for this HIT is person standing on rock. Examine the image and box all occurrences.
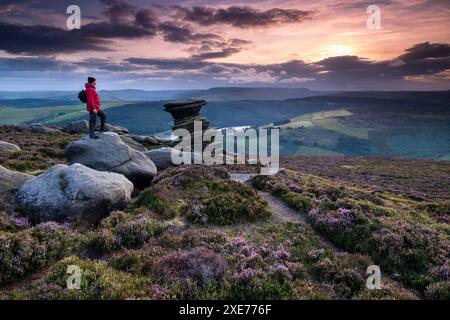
[85,77,107,139]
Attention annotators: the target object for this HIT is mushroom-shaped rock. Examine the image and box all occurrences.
[15,164,133,224]
[65,132,156,187]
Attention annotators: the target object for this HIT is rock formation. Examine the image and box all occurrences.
[0,141,21,154]
[164,100,209,133]
[164,100,210,152]
[65,132,157,187]
[63,120,128,134]
[143,147,202,171]
[0,165,33,210]
[15,163,133,224]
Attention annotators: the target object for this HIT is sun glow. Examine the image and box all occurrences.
[324,44,355,57]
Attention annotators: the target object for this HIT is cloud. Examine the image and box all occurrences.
[101,0,137,25]
[0,41,448,90]
[0,56,76,71]
[125,57,209,70]
[0,22,112,55]
[399,42,450,61]
[173,5,313,28]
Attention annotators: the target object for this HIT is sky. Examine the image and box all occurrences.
[0,0,449,91]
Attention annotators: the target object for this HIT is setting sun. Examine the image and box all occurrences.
[325,44,355,57]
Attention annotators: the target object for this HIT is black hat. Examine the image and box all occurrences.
[87,77,96,84]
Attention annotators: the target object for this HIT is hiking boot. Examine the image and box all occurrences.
[89,133,99,139]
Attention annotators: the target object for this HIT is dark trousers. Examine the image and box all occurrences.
[89,109,107,135]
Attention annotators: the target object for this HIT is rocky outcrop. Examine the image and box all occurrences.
[126,134,159,145]
[63,120,128,134]
[143,147,174,170]
[14,163,133,223]
[0,165,33,210]
[13,124,60,134]
[119,134,147,152]
[144,147,203,170]
[65,132,157,187]
[126,134,178,148]
[0,141,21,154]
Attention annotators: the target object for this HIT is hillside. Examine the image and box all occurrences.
[0,90,449,159]
[0,126,448,300]
[173,87,321,101]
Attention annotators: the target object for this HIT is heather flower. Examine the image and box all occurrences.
[308,207,353,232]
[288,183,302,193]
[430,259,450,282]
[272,263,289,273]
[230,236,246,247]
[308,249,325,261]
[307,208,320,220]
[150,284,169,300]
[115,215,150,247]
[233,268,256,282]
[258,243,270,257]
[36,221,67,232]
[272,245,291,261]
[318,195,331,203]
[12,216,31,229]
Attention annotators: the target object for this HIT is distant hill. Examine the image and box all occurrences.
[0,87,322,102]
[0,90,187,102]
[173,87,321,101]
[0,91,77,100]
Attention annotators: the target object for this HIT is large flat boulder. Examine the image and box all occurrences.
[15,164,133,223]
[64,120,128,134]
[0,141,21,154]
[65,132,157,187]
[0,165,33,210]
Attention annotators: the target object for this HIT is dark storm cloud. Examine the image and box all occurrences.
[81,22,157,38]
[135,9,158,29]
[0,56,75,71]
[0,22,111,55]
[172,5,313,28]
[0,0,243,57]
[399,42,450,61]
[158,21,221,43]
[101,0,137,24]
[125,57,209,70]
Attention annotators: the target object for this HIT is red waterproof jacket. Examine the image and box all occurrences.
[85,83,101,112]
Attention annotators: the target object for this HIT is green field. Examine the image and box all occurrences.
[0,101,135,125]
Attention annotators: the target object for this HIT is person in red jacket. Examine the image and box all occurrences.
[85,77,107,139]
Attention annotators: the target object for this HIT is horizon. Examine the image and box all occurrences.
[1,86,450,93]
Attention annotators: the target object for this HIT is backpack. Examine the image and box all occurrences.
[78,90,87,103]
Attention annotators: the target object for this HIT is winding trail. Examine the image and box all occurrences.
[257,191,307,224]
[230,172,342,252]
